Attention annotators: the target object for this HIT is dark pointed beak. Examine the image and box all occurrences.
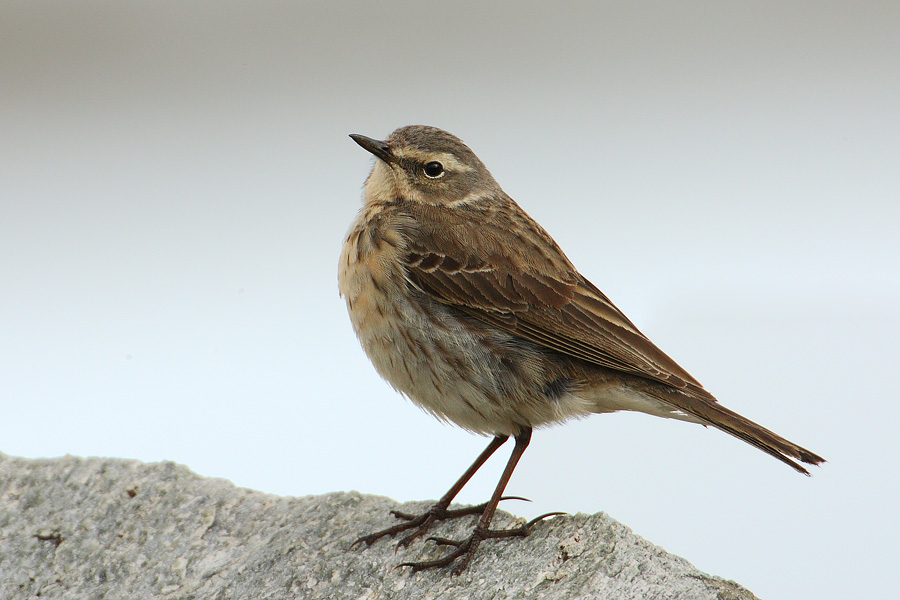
[349,134,396,164]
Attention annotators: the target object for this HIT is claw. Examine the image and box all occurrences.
[350,533,379,549]
[498,495,532,503]
[526,511,566,528]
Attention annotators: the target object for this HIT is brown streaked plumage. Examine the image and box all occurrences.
[339,125,824,575]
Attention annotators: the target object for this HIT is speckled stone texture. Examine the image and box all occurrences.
[0,453,757,599]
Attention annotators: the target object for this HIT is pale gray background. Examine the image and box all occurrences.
[2,2,897,599]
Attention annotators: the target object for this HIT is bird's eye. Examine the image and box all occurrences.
[423,161,444,178]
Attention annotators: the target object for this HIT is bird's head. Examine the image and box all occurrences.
[350,125,500,207]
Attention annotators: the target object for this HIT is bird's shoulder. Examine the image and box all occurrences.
[395,195,578,306]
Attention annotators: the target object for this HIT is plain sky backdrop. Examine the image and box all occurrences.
[2,3,898,599]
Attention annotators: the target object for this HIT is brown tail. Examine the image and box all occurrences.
[650,384,825,475]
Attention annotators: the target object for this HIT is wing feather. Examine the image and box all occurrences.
[399,201,709,396]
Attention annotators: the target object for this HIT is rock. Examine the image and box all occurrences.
[0,453,757,599]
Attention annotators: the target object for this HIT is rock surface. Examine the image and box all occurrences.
[0,453,757,599]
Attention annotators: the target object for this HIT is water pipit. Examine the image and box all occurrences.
[339,125,824,574]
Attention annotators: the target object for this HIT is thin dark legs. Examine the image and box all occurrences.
[353,428,562,574]
[352,434,509,548]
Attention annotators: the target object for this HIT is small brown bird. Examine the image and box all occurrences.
[339,125,824,574]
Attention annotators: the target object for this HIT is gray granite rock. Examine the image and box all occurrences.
[0,453,757,599]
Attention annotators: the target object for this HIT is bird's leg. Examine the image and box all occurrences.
[352,435,509,550]
[399,427,560,575]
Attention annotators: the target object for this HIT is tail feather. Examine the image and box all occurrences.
[649,385,825,475]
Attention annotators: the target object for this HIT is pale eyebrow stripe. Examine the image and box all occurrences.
[392,149,474,172]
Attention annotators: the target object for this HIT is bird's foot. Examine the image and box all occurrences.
[351,496,530,551]
[396,511,565,575]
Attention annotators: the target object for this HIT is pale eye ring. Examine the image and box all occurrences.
[423,161,444,178]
